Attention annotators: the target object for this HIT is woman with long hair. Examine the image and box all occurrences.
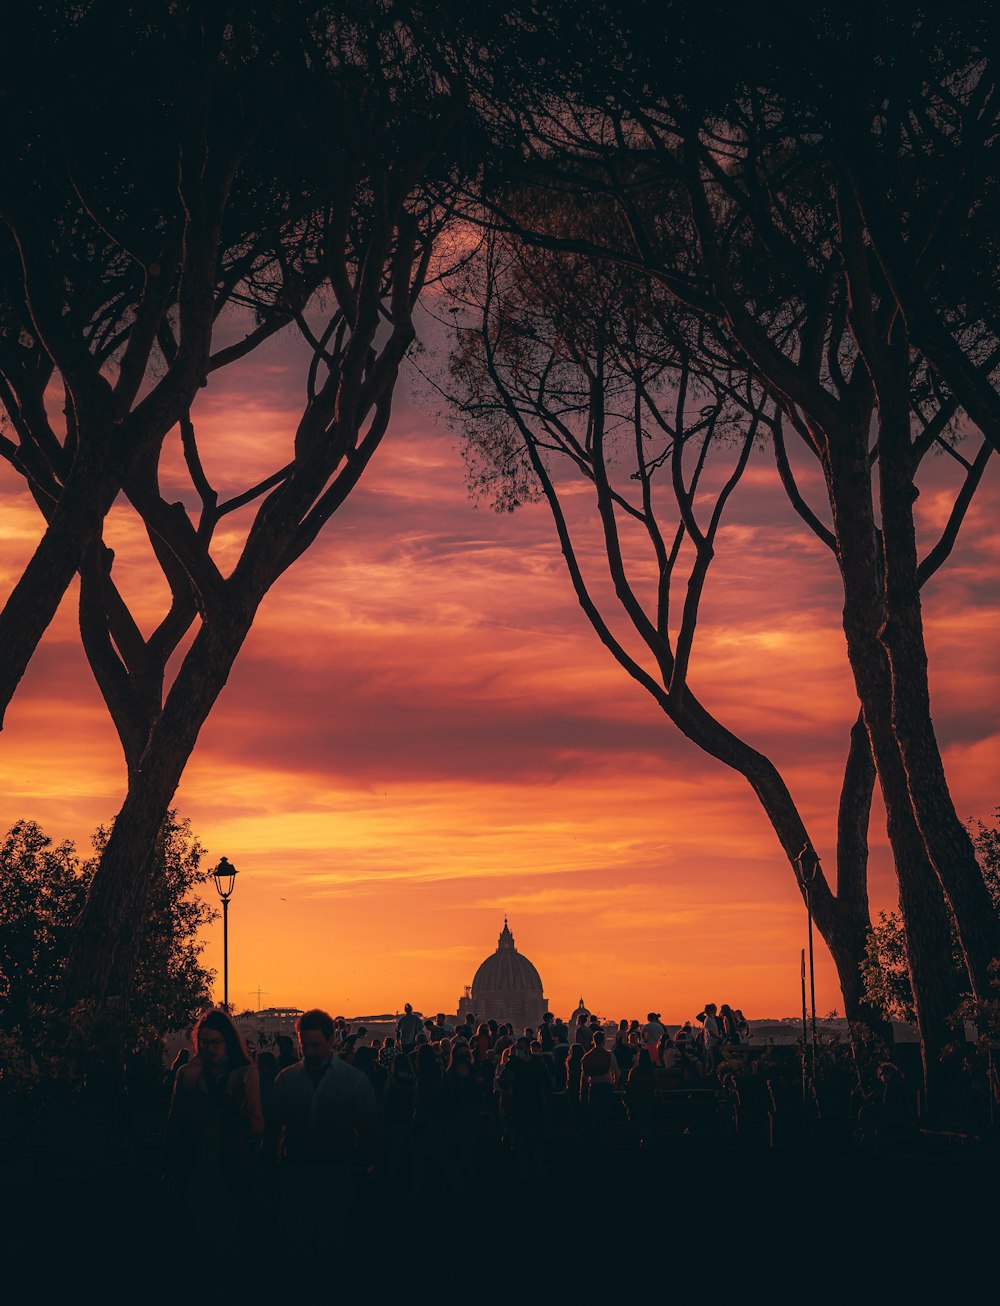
[164,1009,263,1215]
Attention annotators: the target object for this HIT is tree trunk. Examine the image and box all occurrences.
[826,431,965,1106]
[876,360,1000,998]
[666,692,886,1034]
[62,608,255,1010]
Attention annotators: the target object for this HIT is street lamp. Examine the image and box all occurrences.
[212,857,238,1010]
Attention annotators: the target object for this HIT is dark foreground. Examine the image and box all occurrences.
[4,1116,995,1267]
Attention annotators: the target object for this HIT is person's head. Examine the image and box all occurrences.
[296,1009,336,1066]
[416,1043,440,1074]
[514,1036,530,1060]
[477,1023,490,1038]
[392,1051,414,1078]
[529,1040,542,1057]
[636,1049,653,1074]
[193,1009,249,1067]
[449,1045,472,1074]
[257,1050,279,1081]
[619,1019,628,1033]
[704,1003,717,1015]
[628,1030,641,1048]
[404,1003,413,1014]
[424,1018,435,1031]
[593,1030,605,1046]
[568,1043,584,1064]
[170,1048,190,1071]
[543,1012,553,1025]
[352,1045,375,1073]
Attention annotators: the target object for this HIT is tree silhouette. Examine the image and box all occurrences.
[447,224,893,1027]
[0,2,519,1029]
[459,4,999,1095]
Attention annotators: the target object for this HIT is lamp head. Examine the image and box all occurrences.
[213,856,238,899]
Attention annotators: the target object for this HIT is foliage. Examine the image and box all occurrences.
[0,812,215,1072]
[861,812,1000,1023]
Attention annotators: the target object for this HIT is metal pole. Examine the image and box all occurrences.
[806,882,817,1075]
[223,896,230,1010]
[801,948,808,1104]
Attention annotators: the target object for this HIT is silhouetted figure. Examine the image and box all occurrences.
[256,1051,280,1128]
[626,1049,657,1146]
[382,1050,417,1189]
[642,1012,665,1065]
[697,1005,722,1075]
[276,1034,297,1069]
[720,1004,740,1045]
[613,1020,635,1081]
[164,1009,263,1217]
[442,1043,481,1191]
[412,1042,459,1195]
[498,1036,551,1179]
[573,1013,591,1049]
[267,1009,378,1242]
[566,1044,585,1130]
[581,1029,620,1144]
[396,1003,422,1054]
[350,1044,385,1102]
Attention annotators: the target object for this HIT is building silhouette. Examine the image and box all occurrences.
[458,919,547,1030]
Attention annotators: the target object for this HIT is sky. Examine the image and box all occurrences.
[1,308,998,1024]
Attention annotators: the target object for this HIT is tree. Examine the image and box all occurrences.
[0,1,331,725]
[863,813,1000,1024]
[0,3,539,1036]
[447,221,887,1029]
[0,812,214,1072]
[459,3,999,1094]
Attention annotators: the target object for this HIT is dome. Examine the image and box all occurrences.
[471,919,543,995]
[459,919,547,1030]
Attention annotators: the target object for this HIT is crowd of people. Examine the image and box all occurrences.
[162,998,749,1229]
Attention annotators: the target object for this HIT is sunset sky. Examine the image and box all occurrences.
[1,305,998,1024]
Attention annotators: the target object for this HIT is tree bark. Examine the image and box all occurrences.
[875,348,1000,998]
[62,607,256,1009]
[825,428,966,1100]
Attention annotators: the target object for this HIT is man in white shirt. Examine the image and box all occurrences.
[269,1008,378,1240]
[642,1011,665,1064]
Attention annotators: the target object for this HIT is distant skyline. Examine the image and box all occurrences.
[1,307,997,1024]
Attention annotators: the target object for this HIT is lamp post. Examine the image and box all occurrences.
[212,857,238,1010]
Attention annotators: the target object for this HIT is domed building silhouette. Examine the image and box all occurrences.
[458,919,547,1030]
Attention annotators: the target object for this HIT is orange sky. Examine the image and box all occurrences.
[1,314,998,1024]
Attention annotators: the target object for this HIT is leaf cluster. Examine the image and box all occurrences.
[0,811,216,1072]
